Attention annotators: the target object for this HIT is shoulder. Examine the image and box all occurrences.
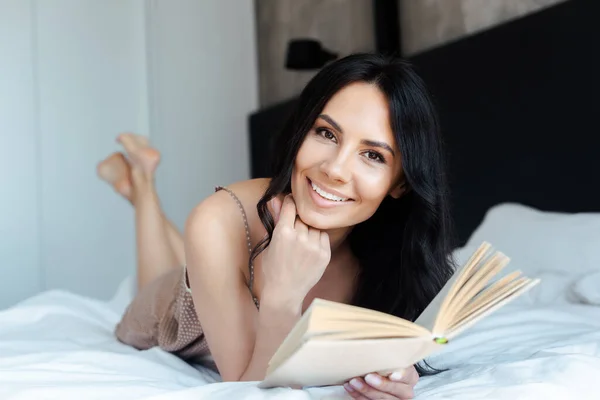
[187,178,270,226]
[184,178,270,288]
[222,178,272,212]
[184,178,271,254]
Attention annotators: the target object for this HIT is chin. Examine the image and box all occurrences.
[291,171,364,231]
[295,208,339,230]
[293,193,359,231]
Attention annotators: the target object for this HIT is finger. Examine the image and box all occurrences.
[365,373,415,399]
[277,195,297,228]
[389,367,419,386]
[294,215,308,237]
[404,367,419,387]
[348,377,397,400]
[308,225,321,243]
[343,383,369,399]
[320,231,330,251]
[269,196,283,225]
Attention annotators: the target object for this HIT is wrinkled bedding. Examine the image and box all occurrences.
[1,203,599,399]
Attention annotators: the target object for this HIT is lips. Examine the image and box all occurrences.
[307,178,354,203]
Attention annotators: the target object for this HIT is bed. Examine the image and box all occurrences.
[3,1,599,399]
[1,203,600,399]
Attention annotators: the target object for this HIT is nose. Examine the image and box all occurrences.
[319,150,352,183]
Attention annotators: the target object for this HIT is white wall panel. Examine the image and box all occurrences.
[0,0,42,309]
[37,0,146,300]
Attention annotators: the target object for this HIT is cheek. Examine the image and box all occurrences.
[294,144,310,171]
[356,170,392,202]
[292,140,314,191]
[294,137,330,177]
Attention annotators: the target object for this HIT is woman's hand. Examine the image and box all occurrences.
[343,366,419,399]
[260,195,331,309]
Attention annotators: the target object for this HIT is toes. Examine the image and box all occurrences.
[117,133,139,154]
[131,134,149,147]
[115,133,159,176]
[117,132,148,148]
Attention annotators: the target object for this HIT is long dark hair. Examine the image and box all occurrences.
[250,53,456,375]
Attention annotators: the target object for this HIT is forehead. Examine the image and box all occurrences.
[321,82,394,142]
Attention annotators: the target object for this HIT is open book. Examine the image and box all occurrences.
[259,242,540,388]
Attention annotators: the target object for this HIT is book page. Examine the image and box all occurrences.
[438,252,509,328]
[445,278,540,340]
[413,242,491,335]
[310,325,429,340]
[452,273,525,323]
[310,298,416,326]
[413,261,467,334]
[310,302,426,333]
[259,337,441,389]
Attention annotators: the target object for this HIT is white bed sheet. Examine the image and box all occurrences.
[1,203,599,399]
[2,273,599,400]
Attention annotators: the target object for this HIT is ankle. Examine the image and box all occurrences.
[130,168,155,193]
[131,182,156,208]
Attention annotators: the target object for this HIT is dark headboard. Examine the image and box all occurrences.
[408,0,599,244]
[248,0,599,245]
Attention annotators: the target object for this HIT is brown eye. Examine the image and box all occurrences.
[365,150,385,163]
[316,128,337,142]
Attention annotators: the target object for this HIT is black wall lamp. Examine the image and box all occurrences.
[285,39,338,70]
[284,1,401,71]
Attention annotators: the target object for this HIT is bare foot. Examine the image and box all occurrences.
[97,152,133,201]
[117,133,161,180]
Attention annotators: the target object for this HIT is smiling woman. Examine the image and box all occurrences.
[292,82,406,231]
[106,53,456,399]
[256,53,455,324]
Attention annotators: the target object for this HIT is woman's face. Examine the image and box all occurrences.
[291,81,406,230]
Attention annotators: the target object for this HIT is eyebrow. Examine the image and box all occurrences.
[318,114,343,133]
[318,114,396,157]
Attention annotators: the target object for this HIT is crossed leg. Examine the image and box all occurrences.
[97,133,185,290]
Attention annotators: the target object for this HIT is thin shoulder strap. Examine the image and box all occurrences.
[214,186,260,309]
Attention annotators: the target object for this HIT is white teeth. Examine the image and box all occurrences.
[311,181,348,202]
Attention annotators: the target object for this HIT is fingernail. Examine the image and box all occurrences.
[365,373,382,387]
[390,371,404,381]
[349,378,363,390]
[343,383,354,392]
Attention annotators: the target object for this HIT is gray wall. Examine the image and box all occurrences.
[0,0,258,308]
[255,0,566,107]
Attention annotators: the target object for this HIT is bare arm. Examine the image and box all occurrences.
[237,291,302,381]
[184,193,329,381]
[183,193,298,381]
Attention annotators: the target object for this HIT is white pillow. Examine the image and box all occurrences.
[461,203,600,305]
[465,202,600,274]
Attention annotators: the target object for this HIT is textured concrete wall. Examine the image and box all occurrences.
[255,0,567,107]
[255,0,374,107]
[401,0,566,55]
